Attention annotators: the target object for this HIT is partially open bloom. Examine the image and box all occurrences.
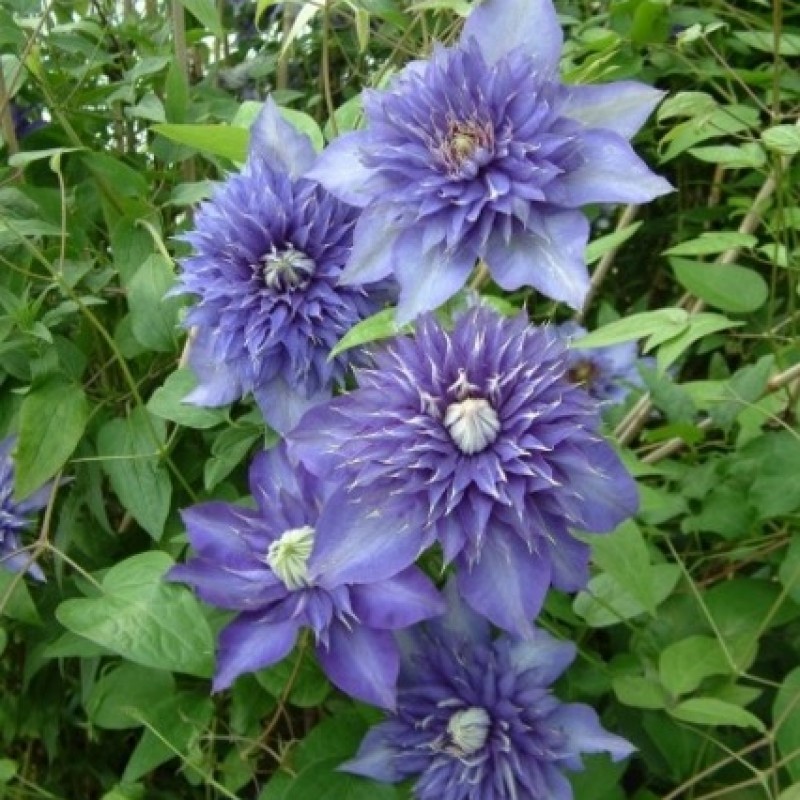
[290,306,638,636]
[177,99,389,433]
[0,437,50,580]
[309,0,671,321]
[556,322,648,405]
[168,444,444,709]
[345,582,634,800]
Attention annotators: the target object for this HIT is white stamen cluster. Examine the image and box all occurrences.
[266,525,315,590]
[444,396,501,455]
[446,706,491,756]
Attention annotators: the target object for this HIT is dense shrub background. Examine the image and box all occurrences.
[1,0,800,798]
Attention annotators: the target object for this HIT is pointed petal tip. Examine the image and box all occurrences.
[248,96,317,178]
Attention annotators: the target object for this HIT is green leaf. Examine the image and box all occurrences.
[167,180,214,206]
[657,91,717,121]
[743,432,800,519]
[0,759,17,783]
[612,674,668,710]
[0,8,25,48]
[660,104,759,162]
[572,308,688,349]
[779,536,800,604]
[777,784,800,800]
[126,93,165,124]
[255,0,279,23]
[295,710,372,769]
[670,259,768,313]
[151,124,248,162]
[0,570,40,624]
[82,152,149,198]
[56,551,214,677]
[330,308,409,358]
[664,232,757,257]
[101,784,146,800]
[15,378,88,500]
[710,355,774,429]
[640,366,696,423]
[147,369,225,429]
[585,221,643,265]
[571,755,628,800]
[323,96,364,139]
[704,579,792,670]
[762,125,800,155]
[656,313,744,371]
[280,3,323,58]
[573,564,680,627]
[111,217,159,287]
[97,409,172,540]
[688,143,766,168]
[204,426,261,490]
[670,698,765,732]
[257,646,330,708]
[258,771,293,800]
[776,669,800,781]
[126,56,171,82]
[177,0,224,36]
[122,691,213,783]
[7,147,84,168]
[283,758,397,800]
[164,59,189,124]
[44,630,110,659]
[659,636,731,696]
[682,483,755,539]
[128,254,182,352]
[585,521,659,614]
[734,30,800,55]
[87,664,176,730]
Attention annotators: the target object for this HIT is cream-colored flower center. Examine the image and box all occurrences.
[447,707,491,755]
[266,525,315,590]
[444,396,500,455]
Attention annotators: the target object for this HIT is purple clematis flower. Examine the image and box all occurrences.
[0,437,51,580]
[176,98,390,434]
[556,322,649,406]
[10,103,45,140]
[168,443,445,709]
[290,306,638,637]
[308,0,671,322]
[345,581,634,800]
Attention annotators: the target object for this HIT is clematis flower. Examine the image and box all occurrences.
[556,322,649,405]
[345,581,634,800]
[0,437,51,580]
[290,306,638,637]
[176,98,390,434]
[10,102,45,140]
[308,0,672,322]
[168,444,444,709]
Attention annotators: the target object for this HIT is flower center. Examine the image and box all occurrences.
[568,359,600,390]
[437,118,494,178]
[260,246,316,292]
[444,396,500,455]
[446,707,491,756]
[266,525,315,590]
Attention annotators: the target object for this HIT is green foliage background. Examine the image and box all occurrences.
[1,0,800,798]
